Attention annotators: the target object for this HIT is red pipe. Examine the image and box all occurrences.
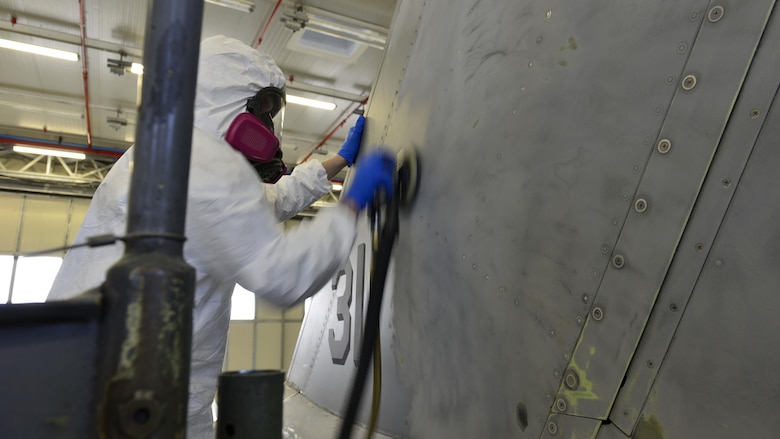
[300,97,368,164]
[254,0,283,48]
[78,0,94,148]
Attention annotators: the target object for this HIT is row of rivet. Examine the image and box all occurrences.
[547,7,727,430]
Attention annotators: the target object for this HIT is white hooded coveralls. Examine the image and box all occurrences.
[47,35,357,438]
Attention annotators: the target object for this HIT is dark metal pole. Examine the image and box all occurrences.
[91,0,204,437]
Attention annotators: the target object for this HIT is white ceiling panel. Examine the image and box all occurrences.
[0,0,398,191]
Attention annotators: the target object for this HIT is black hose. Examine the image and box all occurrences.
[337,189,399,439]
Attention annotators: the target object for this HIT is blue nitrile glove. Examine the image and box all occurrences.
[343,149,396,211]
[337,115,365,167]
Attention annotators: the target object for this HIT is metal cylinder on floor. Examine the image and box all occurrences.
[216,370,285,439]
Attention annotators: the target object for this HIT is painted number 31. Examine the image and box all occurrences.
[329,243,366,365]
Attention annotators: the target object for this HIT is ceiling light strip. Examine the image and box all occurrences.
[0,20,143,59]
[13,145,86,160]
[286,95,336,111]
[204,0,255,13]
[287,82,366,103]
[0,38,79,61]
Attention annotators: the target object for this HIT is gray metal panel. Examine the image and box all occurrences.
[287,216,410,438]
[387,0,706,437]
[627,65,780,439]
[609,7,780,433]
[290,0,780,438]
[286,0,425,436]
[0,303,99,438]
[363,0,425,145]
[540,414,600,439]
[557,0,775,419]
[596,423,630,439]
[283,384,396,439]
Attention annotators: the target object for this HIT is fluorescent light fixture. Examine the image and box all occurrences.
[0,38,79,61]
[204,0,255,13]
[130,62,144,75]
[13,145,86,160]
[331,183,343,191]
[286,94,336,111]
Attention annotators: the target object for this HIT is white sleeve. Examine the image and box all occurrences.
[262,160,332,221]
[233,206,356,307]
[185,138,357,308]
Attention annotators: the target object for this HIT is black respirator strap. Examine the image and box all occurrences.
[246,86,285,118]
[251,149,287,184]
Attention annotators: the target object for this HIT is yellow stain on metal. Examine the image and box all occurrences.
[163,276,188,381]
[634,414,665,439]
[117,294,143,380]
[564,358,600,410]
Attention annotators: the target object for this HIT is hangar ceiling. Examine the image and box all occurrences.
[0,0,397,199]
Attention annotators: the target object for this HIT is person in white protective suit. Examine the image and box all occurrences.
[47,35,395,439]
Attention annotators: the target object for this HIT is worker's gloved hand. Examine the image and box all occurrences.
[337,115,365,167]
[342,149,395,211]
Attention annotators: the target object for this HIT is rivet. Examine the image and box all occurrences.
[553,368,560,377]
[665,75,675,85]
[555,398,568,412]
[707,5,724,23]
[750,108,761,119]
[722,178,731,187]
[682,74,697,91]
[547,421,559,435]
[670,303,679,312]
[592,306,604,321]
[546,10,552,19]
[695,243,704,252]
[582,293,590,304]
[646,360,655,369]
[612,254,625,269]
[600,243,610,254]
[657,138,672,154]
[564,370,579,390]
[634,198,648,213]
[576,315,584,326]
[715,259,723,267]
[677,42,688,53]
[549,329,556,338]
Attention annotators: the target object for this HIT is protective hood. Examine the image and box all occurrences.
[194,35,286,138]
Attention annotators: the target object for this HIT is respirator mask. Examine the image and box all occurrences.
[225,86,287,183]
